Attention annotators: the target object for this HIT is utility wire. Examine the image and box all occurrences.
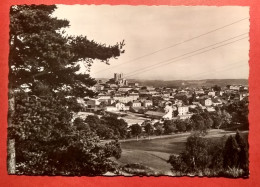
[124,36,248,78]
[124,34,248,77]
[180,60,248,80]
[193,63,247,80]
[124,33,248,77]
[92,17,249,75]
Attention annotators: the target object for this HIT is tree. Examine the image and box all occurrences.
[168,134,210,173]
[101,116,128,139]
[168,133,249,177]
[163,120,176,134]
[73,117,90,131]
[8,5,124,175]
[153,122,164,136]
[190,114,208,135]
[9,5,124,93]
[212,85,221,92]
[201,112,214,129]
[235,132,249,173]
[175,119,187,132]
[223,136,240,169]
[143,121,154,139]
[130,124,142,141]
[85,115,101,129]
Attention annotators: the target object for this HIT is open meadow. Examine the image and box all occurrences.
[116,129,248,174]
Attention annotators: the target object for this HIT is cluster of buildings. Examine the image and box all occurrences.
[80,73,249,125]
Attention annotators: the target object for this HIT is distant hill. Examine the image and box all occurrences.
[127,79,248,88]
[96,78,248,88]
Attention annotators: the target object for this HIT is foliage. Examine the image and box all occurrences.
[84,115,128,139]
[223,99,249,130]
[153,122,164,135]
[143,121,154,136]
[101,116,128,139]
[175,119,191,132]
[163,120,176,134]
[8,5,125,175]
[9,5,124,95]
[129,124,142,138]
[223,132,249,174]
[212,85,221,92]
[190,114,208,135]
[10,92,122,175]
[168,132,249,177]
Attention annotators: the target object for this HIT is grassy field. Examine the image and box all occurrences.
[117,129,248,175]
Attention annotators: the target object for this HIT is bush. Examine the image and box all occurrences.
[168,132,249,177]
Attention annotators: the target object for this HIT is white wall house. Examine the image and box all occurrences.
[204,98,212,106]
[178,106,189,115]
[115,102,126,111]
[105,106,118,112]
[97,94,111,100]
[143,100,153,108]
[132,101,142,107]
[208,91,216,97]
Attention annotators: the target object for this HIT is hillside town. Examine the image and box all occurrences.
[76,73,249,128]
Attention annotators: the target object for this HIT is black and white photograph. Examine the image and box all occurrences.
[8,5,249,177]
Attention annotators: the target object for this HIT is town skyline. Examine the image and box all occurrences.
[54,5,249,80]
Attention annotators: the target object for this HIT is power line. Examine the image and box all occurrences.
[124,33,248,77]
[193,63,247,80]
[180,60,248,80]
[92,17,249,74]
[124,34,248,78]
[124,36,248,78]
[125,36,248,78]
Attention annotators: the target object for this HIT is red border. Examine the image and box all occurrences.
[0,0,259,186]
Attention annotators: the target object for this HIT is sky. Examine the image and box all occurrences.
[53,5,249,80]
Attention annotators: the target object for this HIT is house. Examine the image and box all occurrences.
[113,95,131,104]
[115,102,126,111]
[146,86,155,91]
[128,93,139,101]
[208,91,216,97]
[109,84,118,89]
[178,106,189,115]
[104,106,118,112]
[97,93,111,100]
[178,90,187,94]
[85,99,100,108]
[94,84,104,91]
[118,86,132,92]
[139,89,150,95]
[195,89,205,95]
[128,82,139,87]
[200,98,212,106]
[163,103,174,120]
[229,85,240,91]
[143,100,153,108]
[131,100,142,107]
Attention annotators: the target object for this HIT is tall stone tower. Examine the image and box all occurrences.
[114,73,119,81]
